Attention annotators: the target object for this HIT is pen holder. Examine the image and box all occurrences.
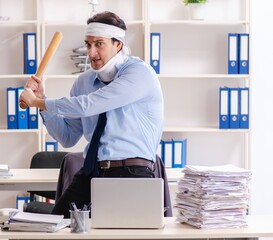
[70,210,90,233]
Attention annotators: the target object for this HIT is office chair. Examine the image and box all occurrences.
[23,151,69,214]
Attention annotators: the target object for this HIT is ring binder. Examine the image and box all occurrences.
[23,33,37,74]
[219,87,230,129]
[239,87,249,129]
[150,33,161,74]
[239,33,249,74]
[228,33,239,74]
[17,87,28,129]
[6,87,18,129]
[229,88,240,129]
[28,107,38,129]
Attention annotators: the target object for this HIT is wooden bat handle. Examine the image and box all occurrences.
[20,32,63,109]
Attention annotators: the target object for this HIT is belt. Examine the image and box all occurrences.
[99,158,154,171]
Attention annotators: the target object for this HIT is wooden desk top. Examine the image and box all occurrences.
[0,168,181,191]
[0,169,59,184]
[0,215,273,239]
[0,168,181,183]
[0,169,59,191]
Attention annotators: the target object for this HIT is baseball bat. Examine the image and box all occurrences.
[19,32,63,109]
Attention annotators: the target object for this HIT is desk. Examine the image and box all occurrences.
[0,169,59,191]
[0,215,272,239]
[0,168,180,191]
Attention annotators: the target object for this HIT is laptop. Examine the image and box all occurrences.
[90,178,164,229]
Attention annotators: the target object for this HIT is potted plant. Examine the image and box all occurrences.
[183,0,207,20]
[183,0,207,5]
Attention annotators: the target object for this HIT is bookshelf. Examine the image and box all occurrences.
[147,0,250,169]
[0,0,40,170]
[0,0,251,208]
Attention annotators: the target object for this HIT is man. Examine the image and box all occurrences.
[20,11,164,217]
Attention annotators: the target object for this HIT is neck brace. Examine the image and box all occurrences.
[90,50,128,82]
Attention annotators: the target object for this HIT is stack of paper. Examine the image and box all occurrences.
[174,164,251,229]
[0,164,12,177]
[1,211,70,232]
[0,208,19,224]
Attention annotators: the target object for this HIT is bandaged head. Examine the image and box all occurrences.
[85,22,129,82]
[85,22,126,43]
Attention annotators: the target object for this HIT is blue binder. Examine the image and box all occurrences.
[150,33,160,74]
[6,87,18,129]
[162,140,173,168]
[229,88,240,129]
[219,87,230,129]
[16,196,30,211]
[172,139,187,168]
[17,87,28,129]
[239,87,249,129]
[23,33,37,74]
[46,141,58,151]
[228,33,239,74]
[239,33,249,74]
[28,107,38,129]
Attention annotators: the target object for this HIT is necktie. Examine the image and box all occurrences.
[83,112,107,177]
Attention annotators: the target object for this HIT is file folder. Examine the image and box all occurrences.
[229,88,240,129]
[162,141,173,168]
[172,140,187,168]
[23,33,37,74]
[239,33,249,74]
[16,196,30,212]
[28,107,38,129]
[228,33,239,74]
[219,87,229,129]
[150,33,160,74]
[239,87,249,129]
[6,87,18,129]
[17,87,28,129]
[46,142,58,152]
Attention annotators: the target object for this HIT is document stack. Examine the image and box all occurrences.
[174,164,251,229]
[1,211,70,232]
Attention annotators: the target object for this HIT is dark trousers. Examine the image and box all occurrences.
[51,165,155,218]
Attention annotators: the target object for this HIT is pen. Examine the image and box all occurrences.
[82,202,91,211]
[70,202,79,211]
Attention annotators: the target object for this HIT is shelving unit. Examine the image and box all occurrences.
[0,0,40,172]
[0,0,251,208]
[146,0,251,170]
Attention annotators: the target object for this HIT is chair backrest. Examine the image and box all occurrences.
[30,151,69,169]
[28,151,69,201]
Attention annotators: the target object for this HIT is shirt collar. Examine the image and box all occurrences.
[94,75,110,86]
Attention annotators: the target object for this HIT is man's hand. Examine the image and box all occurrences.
[19,88,37,107]
[19,88,46,111]
[24,75,45,99]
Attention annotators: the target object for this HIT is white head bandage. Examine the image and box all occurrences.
[85,22,126,43]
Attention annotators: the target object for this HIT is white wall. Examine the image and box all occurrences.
[251,0,273,214]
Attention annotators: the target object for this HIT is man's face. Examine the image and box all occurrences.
[85,36,122,70]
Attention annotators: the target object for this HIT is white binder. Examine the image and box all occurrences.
[150,33,160,74]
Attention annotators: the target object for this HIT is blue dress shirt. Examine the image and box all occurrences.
[40,56,164,162]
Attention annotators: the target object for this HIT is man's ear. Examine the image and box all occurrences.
[116,41,123,52]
